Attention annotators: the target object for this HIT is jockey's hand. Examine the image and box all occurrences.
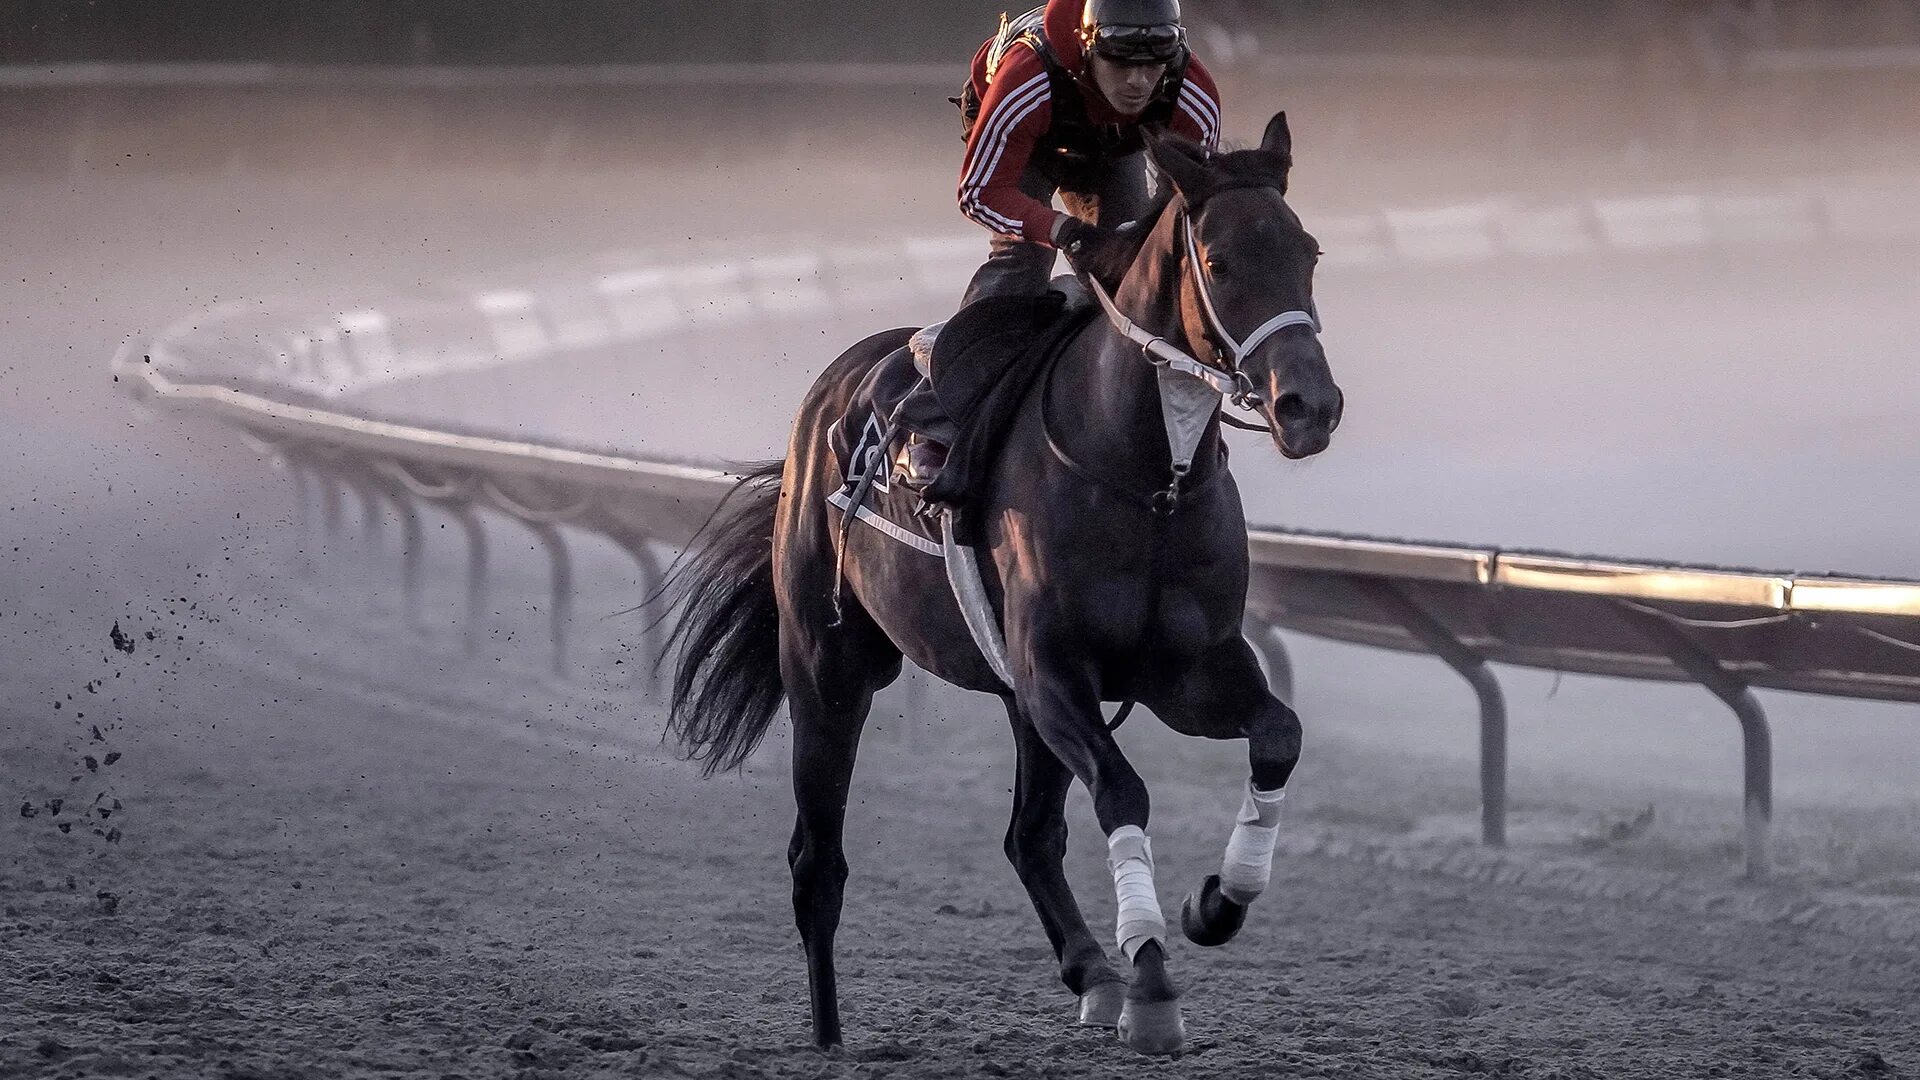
[1053,217,1136,291]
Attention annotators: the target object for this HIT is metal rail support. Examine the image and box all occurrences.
[287,459,318,579]
[1612,601,1773,880]
[340,472,391,619]
[610,532,668,694]
[360,468,428,632]
[1354,578,1510,849]
[393,491,426,632]
[450,504,489,658]
[1243,616,1297,704]
[346,472,385,561]
[524,521,574,679]
[317,465,345,544]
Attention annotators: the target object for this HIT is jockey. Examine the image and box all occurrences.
[896,0,1223,489]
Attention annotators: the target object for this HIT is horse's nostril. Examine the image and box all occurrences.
[1275,392,1311,426]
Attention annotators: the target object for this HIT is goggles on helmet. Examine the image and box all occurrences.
[1086,22,1185,64]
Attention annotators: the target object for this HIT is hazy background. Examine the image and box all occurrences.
[4,2,1918,868]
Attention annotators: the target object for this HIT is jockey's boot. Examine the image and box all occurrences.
[893,433,949,491]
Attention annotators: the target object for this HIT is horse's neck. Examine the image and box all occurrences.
[1064,227,1220,489]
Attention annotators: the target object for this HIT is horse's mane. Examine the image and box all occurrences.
[1186,138,1292,201]
[1110,136,1292,272]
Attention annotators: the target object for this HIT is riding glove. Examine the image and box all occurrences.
[1053,216,1137,292]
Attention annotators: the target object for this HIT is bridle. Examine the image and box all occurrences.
[1180,213,1321,407]
[1085,199,1321,416]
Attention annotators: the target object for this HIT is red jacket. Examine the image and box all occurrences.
[958,0,1221,245]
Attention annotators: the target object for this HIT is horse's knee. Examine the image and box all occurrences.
[1247,700,1302,791]
[1090,770,1151,834]
[1022,682,1150,833]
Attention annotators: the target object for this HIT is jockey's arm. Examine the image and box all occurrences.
[1169,57,1222,152]
[957,44,1064,246]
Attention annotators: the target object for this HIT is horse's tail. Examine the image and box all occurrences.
[659,460,787,776]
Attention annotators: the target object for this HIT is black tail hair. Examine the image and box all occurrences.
[659,460,786,775]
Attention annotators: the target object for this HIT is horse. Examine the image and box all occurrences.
[660,112,1342,1056]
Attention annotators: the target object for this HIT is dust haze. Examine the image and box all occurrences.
[3,5,1918,1077]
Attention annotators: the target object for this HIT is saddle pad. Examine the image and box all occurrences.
[827,344,943,557]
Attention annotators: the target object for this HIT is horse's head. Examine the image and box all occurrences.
[1145,114,1343,460]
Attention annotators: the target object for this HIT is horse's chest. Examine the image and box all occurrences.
[1032,562,1237,659]
[994,508,1246,653]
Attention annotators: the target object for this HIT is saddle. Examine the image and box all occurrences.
[830,279,1097,548]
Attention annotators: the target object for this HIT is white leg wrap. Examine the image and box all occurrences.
[1219,783,1286,905]
[1107,825,1166,962]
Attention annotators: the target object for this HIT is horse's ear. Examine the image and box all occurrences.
[1144,128,1211,203]
[1260,111,1292,158]
[1259,111,1293,191]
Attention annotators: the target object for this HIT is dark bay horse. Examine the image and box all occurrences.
[662,113,1342,1055]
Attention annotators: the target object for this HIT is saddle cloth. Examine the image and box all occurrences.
[826,340,942,556]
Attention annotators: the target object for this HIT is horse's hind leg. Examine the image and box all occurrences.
[1150,637,1302,948]
[1000,701,1127,1026]
[782,607,901,1049]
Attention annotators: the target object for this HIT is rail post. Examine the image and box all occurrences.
[609,531,669,694]
[1353,577,1509,849]
[1243,615,1297,704]
[287,457,319,579]
[1611,601,1773,879]
[449,504,490,658]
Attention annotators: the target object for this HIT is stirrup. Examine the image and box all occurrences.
[893,435,948,492]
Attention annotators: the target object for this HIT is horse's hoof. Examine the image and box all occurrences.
[1117,997,1185,1055]
[1077,980,1126,1028]
[1181,873,1247,948]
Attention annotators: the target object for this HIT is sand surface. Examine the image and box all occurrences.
[5,74,1920,1078]
[6,580,1919,1079]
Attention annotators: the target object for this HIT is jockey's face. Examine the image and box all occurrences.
[1088,53,1168,117]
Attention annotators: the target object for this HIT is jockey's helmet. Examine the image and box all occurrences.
[1079,0,1186,65]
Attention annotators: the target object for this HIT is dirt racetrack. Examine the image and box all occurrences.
[6,586,1919,1080]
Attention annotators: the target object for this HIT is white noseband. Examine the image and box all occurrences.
[1084,211,1323,411]
[1181,215,1321,371]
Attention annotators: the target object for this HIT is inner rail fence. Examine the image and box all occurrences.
[113,231,1920,881]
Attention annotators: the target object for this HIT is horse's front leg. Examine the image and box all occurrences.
[1016,651,1184,1055]
[998,699,1129,1026]
[1147,637,1302,948]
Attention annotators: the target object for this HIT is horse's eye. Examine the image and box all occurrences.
[1206,259,1228,277]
